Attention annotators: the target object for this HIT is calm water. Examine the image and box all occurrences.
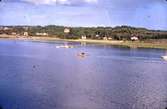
[0,40,167,109]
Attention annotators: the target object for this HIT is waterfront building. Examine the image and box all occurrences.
[81,35,87,40]
[36,32,48,36]
[64,28,70,33]
[23,32,29,36]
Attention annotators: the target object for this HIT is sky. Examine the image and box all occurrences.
[0,0,167,30]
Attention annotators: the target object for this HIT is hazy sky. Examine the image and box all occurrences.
[0,0,167,30]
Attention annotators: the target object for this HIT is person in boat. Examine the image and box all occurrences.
[81,52,85,55]
[77,52,87,57]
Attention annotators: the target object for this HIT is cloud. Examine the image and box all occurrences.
[85,0,97,3]
[20,0,98,5]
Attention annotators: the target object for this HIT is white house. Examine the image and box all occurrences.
[95,34,99,38]
[103,37,108,40]
[36,32,48,36]
[3,27,11,30]
[23,32,29,36]
[81,35,87,40]
[108,37,112,40]
[64,28,70,33]
[11,32,17,35]
[131,36,139,41]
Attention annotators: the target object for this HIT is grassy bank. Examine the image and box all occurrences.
[61,39,167,49]
[116,41,167,49]
[0,35,167,49]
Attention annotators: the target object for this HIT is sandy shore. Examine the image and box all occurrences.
[0,35,167,49]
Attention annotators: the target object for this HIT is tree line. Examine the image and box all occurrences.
[0,25,167,40]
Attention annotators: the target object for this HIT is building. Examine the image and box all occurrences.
[3,27,10,30]
[36,32,48,36]
[108,37,112,40]
[103,37,108,40]
[95,34,99,38]
[64,28,70,33]
[81,35,87,40]
[23,32,29,36]
[131,36,139,41]
[11,32,17,35]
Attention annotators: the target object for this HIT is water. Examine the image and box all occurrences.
[0,40,167,109]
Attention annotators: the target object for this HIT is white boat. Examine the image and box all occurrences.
[56,45,74,48]
[162,56,167,61]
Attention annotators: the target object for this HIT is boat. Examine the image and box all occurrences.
[162,56,167,61]
[56,45,74,48]
[77,52,88,58]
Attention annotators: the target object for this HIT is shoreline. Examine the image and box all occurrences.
[0,35,167,49]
